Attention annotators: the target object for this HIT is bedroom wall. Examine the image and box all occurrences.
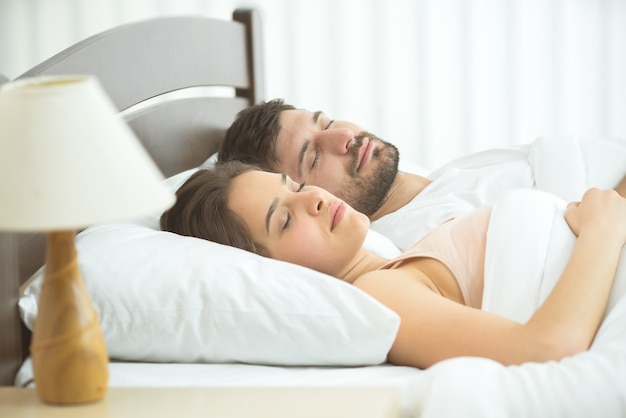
[1,0,625,171]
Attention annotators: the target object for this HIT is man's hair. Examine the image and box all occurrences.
[218,98,295,169]
[160,161,268,256]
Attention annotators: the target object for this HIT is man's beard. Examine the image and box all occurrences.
[337,132,399,216]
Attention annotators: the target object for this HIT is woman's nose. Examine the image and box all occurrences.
[314,128,354,155]
[296,187,324,215]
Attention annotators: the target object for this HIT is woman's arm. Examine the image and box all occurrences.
[354,188,626,368]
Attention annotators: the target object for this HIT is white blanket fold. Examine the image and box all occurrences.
[529,135,626,203]
[484,189,626,321]
[409,190,626,418]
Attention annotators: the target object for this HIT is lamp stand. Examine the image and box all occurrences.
[30,230,109,404]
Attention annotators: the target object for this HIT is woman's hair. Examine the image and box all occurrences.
[160,161,269,256]
[217,98,295,168]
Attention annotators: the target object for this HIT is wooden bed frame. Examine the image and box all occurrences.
[0,8,263,386]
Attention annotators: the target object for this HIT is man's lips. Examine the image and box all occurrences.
[329,201,346,231]
[357,138,373,171]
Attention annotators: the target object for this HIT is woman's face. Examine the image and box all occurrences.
[228,170,370,277]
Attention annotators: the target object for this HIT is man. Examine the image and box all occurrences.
[219,99,626,251]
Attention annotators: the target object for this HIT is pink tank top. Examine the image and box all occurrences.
[378,206,491,308]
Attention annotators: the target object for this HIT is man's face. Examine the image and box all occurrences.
[273,109,399,216]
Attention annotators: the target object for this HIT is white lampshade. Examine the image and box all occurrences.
[0,75,175,231]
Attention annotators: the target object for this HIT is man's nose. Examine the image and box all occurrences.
[314,128,354,155]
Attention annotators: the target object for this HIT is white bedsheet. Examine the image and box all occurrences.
[15,359,417,389]
[15,359,422,417]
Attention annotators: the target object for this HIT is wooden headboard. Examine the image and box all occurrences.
[0,8,263,386]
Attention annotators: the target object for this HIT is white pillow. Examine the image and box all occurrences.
[19,166,400,366]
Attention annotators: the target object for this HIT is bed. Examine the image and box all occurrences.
[2,8,626,418]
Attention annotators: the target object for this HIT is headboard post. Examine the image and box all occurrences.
[0,233,25,385]
[1,232,43,385]
[233,8,265,104]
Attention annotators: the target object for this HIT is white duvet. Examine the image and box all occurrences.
[373,135,626,251]
[407,189,626,418]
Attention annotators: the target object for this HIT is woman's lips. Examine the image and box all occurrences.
[329,201,346,231]
[357,138,373,171]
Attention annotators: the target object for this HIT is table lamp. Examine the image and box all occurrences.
[0,75,175,404]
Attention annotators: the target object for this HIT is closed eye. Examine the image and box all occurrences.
[311,147,320,169]
[283,213,292,231]
[283,182,306,230]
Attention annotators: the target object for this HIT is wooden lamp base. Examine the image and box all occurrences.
[30,230,109,405]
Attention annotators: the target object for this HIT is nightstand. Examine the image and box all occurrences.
[0,386,399,417]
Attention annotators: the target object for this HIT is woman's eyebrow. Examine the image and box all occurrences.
[265,174,287,234]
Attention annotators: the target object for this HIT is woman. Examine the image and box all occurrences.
[161,161,626,369]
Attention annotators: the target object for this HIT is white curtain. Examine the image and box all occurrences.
[1,0,625,169]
